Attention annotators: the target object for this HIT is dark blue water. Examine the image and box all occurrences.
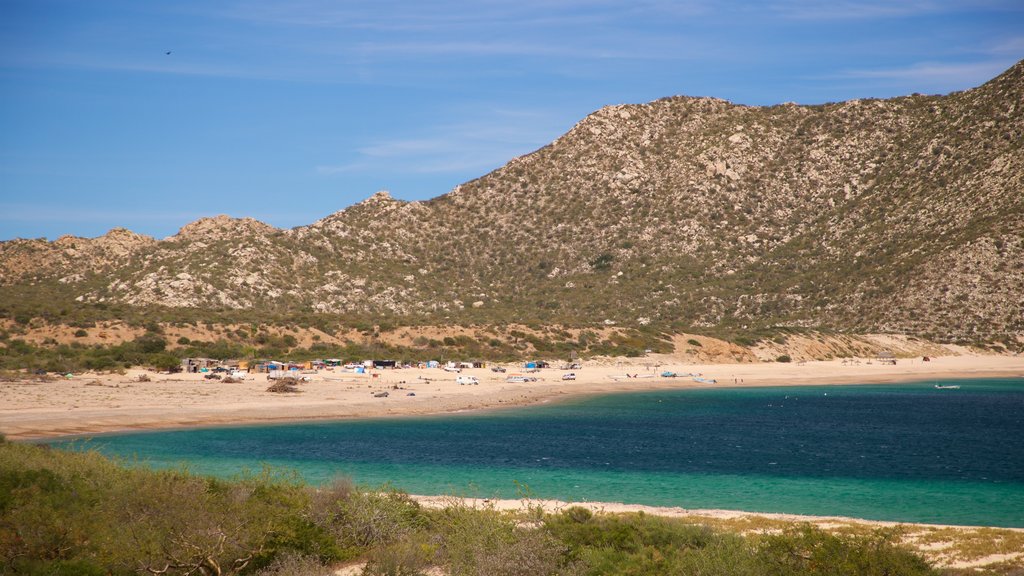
[51,379,1024,527]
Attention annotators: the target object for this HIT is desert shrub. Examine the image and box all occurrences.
[757,525,934,576]
[363,532,438,576]
[732,335,758,347]
[149,352,181,371]
[564,506,593,524]
[546,512,725,575]
[435,503,566,576]
[590,253,614,271]
[253,551,334,576]
[0,443,339,576]
[315,486,427,552]
[776,354,792,363]
[73,329,88,337]
[132,332,167,354]
[472,527,567,576]
[548,511,715,555]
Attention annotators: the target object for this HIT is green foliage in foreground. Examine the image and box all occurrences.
[0,438,938,576]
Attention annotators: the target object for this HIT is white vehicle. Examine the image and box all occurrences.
[230,370,248,380]
[562,372,576,381]
[456,375,479,385]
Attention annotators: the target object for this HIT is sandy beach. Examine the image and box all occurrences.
[2,352,1022,441]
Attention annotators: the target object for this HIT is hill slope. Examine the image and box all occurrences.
[2,60,1022,342]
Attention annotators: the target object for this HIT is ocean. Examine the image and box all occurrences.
[50,378,1024,527]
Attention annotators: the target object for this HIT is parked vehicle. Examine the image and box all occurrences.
[491,366,507,373]
[456,375,480,385]
[562,372,576,381]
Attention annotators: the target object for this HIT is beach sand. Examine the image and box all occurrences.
[1,353,1021,441]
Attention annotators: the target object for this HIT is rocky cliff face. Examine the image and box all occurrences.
[2,60,1022,340]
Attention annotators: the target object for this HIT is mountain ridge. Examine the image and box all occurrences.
[2,60,1021,344]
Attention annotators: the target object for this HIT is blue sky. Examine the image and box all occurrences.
[1,1,1022,240]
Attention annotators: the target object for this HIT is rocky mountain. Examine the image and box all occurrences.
[2,60,1022,343]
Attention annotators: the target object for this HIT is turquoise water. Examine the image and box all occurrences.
[51,378,1024,527]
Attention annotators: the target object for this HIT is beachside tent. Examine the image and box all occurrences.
[260,361,286,373]
[181,357,218,373]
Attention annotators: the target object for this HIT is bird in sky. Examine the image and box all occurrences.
[165,51,172,55]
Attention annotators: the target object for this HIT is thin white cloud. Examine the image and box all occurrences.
[222,0,708,32]
[316,108,564,176]
[832,59,1016,84]
[769,0,1020,21]
[350,38,705,62]
[770,1,934,20]
[0,206,201,223]
[2,50,356,84]
[315,163,364,175]
[986,36,1024,55]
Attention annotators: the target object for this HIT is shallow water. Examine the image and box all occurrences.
[52,378,1024,527]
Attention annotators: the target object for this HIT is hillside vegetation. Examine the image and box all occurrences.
[2,60,1022,346]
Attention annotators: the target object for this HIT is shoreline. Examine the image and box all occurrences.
[2,354,1023,441]
[410,495,1024,532]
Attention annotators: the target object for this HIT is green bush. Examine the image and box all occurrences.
[590,253,614,271]
[758,525,933,576]
[150,352,182,372]
[254,552,334,576]
[776,354,792,363]
[438,503,566,576]
[133,332,167,354]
